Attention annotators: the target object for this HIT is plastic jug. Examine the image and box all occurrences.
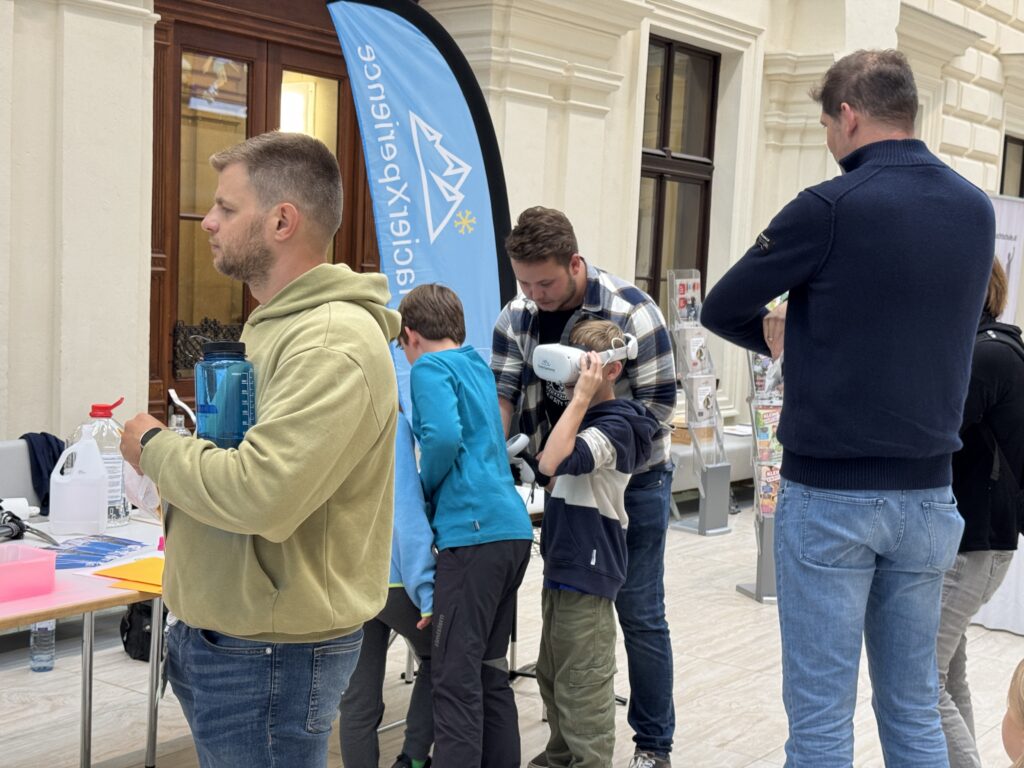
[49,425,108,535]
[195,341,256,449]
[68,397,130,527]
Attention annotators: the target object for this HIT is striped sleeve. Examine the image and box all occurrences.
[490,303,525,404]
[624,299,677,426]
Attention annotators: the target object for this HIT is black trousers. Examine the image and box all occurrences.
[431,538,532,768]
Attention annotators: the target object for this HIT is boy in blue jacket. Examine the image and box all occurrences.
[397,284,534,768]
[339,415,435,768]
[533,320,660,768]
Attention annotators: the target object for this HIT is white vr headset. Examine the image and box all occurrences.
[532,334,638,384]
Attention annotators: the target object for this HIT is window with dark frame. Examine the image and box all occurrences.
[636,37,719,321]
[1002,135,1024,198]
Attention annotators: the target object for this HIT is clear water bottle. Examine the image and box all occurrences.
[195,341,256,449]
[29,619,56,672]
[169,413,193,438]
[68,397,130,527]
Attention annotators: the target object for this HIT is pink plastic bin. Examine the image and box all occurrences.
[0,545,57,602]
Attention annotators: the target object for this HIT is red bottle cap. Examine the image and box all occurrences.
[89,396,125,418]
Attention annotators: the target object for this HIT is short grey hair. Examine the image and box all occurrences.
[210,131,343,241]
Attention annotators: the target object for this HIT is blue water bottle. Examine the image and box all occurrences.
[194,341,256,449]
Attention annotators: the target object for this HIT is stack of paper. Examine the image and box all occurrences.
[92,557,164,594]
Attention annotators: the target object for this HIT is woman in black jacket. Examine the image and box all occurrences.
[937,258,1024,768]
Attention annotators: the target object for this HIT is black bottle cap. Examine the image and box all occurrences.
[202,341,246,356]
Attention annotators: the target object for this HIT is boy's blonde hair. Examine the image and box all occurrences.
[569,319,625,353]
[988,257,1009,318]
[1010,658,1024,768]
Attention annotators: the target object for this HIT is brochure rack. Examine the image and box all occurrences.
[736,350,783,603]
[667,269,731,537]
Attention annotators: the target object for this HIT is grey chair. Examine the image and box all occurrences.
[0,439,42,507]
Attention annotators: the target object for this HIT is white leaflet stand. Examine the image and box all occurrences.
[736,351,783,604]
[667,269,731,537]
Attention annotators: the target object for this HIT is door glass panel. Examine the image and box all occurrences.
[177,51,248,373]
[280,70,339,154]
[1002,138,1024,197]
[643,44,665,149]
[281,70,340,261]
[668,50,712,157]
[636,176,657,282]
[659,180,703,311]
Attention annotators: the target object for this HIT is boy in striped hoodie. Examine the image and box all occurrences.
[533,320,660,768]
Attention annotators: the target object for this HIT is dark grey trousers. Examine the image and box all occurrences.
[431,538,532,768]
[338,587,434,766]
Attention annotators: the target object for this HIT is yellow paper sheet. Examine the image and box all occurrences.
[108,579,162,595]
[92,556,164,587]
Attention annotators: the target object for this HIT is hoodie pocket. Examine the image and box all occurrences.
[543,507,626,582]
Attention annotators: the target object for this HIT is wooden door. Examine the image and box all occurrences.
[149,2,377,419]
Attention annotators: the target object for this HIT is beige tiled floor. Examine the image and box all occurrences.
[1,497,1022,767]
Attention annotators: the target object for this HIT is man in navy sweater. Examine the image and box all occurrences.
[701,50,995,767]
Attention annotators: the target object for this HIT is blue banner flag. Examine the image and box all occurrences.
[327,0,515,406]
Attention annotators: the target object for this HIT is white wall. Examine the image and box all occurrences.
[7,0,1024,438]
[0,0,157,439]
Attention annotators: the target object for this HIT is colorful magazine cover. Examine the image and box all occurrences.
[750,352,784,403]
[669,269,702,327]
[754,405,782,462]
[756,464,781,517]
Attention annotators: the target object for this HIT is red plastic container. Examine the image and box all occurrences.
[0,545,57,602]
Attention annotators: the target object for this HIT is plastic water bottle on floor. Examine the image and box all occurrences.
[29,619,56,672]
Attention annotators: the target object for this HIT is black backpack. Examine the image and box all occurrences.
[119,602,167,662]
[975,324,1024,531]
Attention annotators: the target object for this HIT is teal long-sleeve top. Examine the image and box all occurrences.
[410,346,533,551]
[391,415,435,617]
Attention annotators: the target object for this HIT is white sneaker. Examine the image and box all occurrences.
[628,751,670,768]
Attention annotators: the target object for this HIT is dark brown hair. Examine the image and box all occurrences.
[987,257,1008,317]
[398,284,467,345]
[210,131,343,241]
[505,206,578,267]
[810,50,918,132]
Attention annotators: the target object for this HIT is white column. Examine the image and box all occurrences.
[5,0,157,438]
[0,0,14,438]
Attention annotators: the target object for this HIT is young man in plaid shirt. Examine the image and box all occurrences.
[490,206,678,768]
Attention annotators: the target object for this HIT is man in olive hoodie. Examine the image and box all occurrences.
[120,132,401,768]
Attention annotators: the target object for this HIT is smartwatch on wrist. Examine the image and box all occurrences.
[140,427,164,450]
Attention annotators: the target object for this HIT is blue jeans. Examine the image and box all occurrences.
[616,465,675,755]
[775,479,963,768]
[166,621,363,768]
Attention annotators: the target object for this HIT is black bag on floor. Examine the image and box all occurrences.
[120,602,166,662]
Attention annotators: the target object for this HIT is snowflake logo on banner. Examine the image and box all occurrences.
[454,210,476,234]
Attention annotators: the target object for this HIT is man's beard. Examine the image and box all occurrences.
[549,270,581,311]
[214,219,274,287]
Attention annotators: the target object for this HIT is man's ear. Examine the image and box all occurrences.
[271,202,300,241]
[839,102,858,136]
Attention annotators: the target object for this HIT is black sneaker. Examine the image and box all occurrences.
[390,755,431,768]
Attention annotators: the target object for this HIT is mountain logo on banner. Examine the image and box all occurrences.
[410,111,472,243]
